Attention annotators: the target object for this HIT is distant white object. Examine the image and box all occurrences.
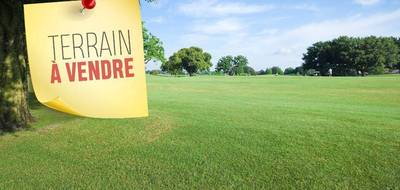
[391,70,399,74]
[328,68,333,76]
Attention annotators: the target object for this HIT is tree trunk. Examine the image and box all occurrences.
[0,0,33,131]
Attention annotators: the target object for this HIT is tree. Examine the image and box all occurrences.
[216,55,253,76]
[163,47,212,76]
[229,65,256,76]
[161,53,183,75]
[294,66,304,75]
[349,37,398,75]
[352,36,383,75]
[331,36,355,76]
[302,36,400,76]
[379,37,399,71]
[1,0,33,131]
[284,67,295,75]
[216,56,234,74]
[0,0,155,131]
[395,38,400,70]
[271,66,283,75]
[257,70,265,75]
[143,23,166,64]
[232,55,248,75]
[265,68,272,75]
[243,66,257,76]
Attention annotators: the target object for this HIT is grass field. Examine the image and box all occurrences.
[1,75,399,189]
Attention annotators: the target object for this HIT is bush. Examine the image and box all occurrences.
[284,67,295,75]
[257,70,266,75]
[265,68,272,75]
[149,70,161,75]
[372,64,385,75]
[229,65,256,76]
[211,71,225,76]
[294,66,304,75]
[244,66,257,76]
[306,69,318,76]
[271,66,284,75]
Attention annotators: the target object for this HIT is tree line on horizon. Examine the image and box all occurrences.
[157,48,299,76]
[156,36,400,77]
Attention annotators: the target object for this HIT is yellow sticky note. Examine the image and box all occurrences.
[24,0,148,118]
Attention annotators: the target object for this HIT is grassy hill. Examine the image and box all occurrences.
[1,75,399,189]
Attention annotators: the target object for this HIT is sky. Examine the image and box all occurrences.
[141,0,400,71]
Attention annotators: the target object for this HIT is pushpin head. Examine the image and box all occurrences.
[82,0,96,10]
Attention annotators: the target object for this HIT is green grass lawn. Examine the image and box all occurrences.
[1,75,400,189]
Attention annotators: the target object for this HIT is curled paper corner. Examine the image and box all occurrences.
[43,97,83,117]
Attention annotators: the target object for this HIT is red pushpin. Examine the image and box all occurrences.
[81,0,96,14]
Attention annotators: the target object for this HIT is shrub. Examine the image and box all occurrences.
[265,68,272,75]
[271,66,284,75]
[284,67,295,75]
[150,70,161,75]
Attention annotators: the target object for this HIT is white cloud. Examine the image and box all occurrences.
[273,48,294,55]
[183,33,210,43]
[192,18,245,34]
[148,16,165,24]
[257,29,279,36]
[178,0,274,17]
[283,9,400,41]
[148,0,169,8]
[291,4,320,12]
[354,0,381,6]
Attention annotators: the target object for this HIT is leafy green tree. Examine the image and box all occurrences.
[163,47,212,76]
[257,70,265,75]
[353,36,398,75]
[302,36,400,76]
[265,68,272,75]
[244,66,257,76]
[217,55,253,76]
[229,66,256,76]
[353,36,382,75]
[161,53,183,75]
[216,56,234,74]
[143,23,166,64]
[395,37,400,70]
[284,67,295,75]
[303,41,327,75]
[271,66,283,75]
[379,37,399,70]
[0,0,155,131]
[232,55,249,75]
[333,36,356,75]
[294,66,304,75]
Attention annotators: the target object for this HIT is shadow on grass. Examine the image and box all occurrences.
[0,93,79,136]
[28,92,41,110]
[28,93,78,128]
